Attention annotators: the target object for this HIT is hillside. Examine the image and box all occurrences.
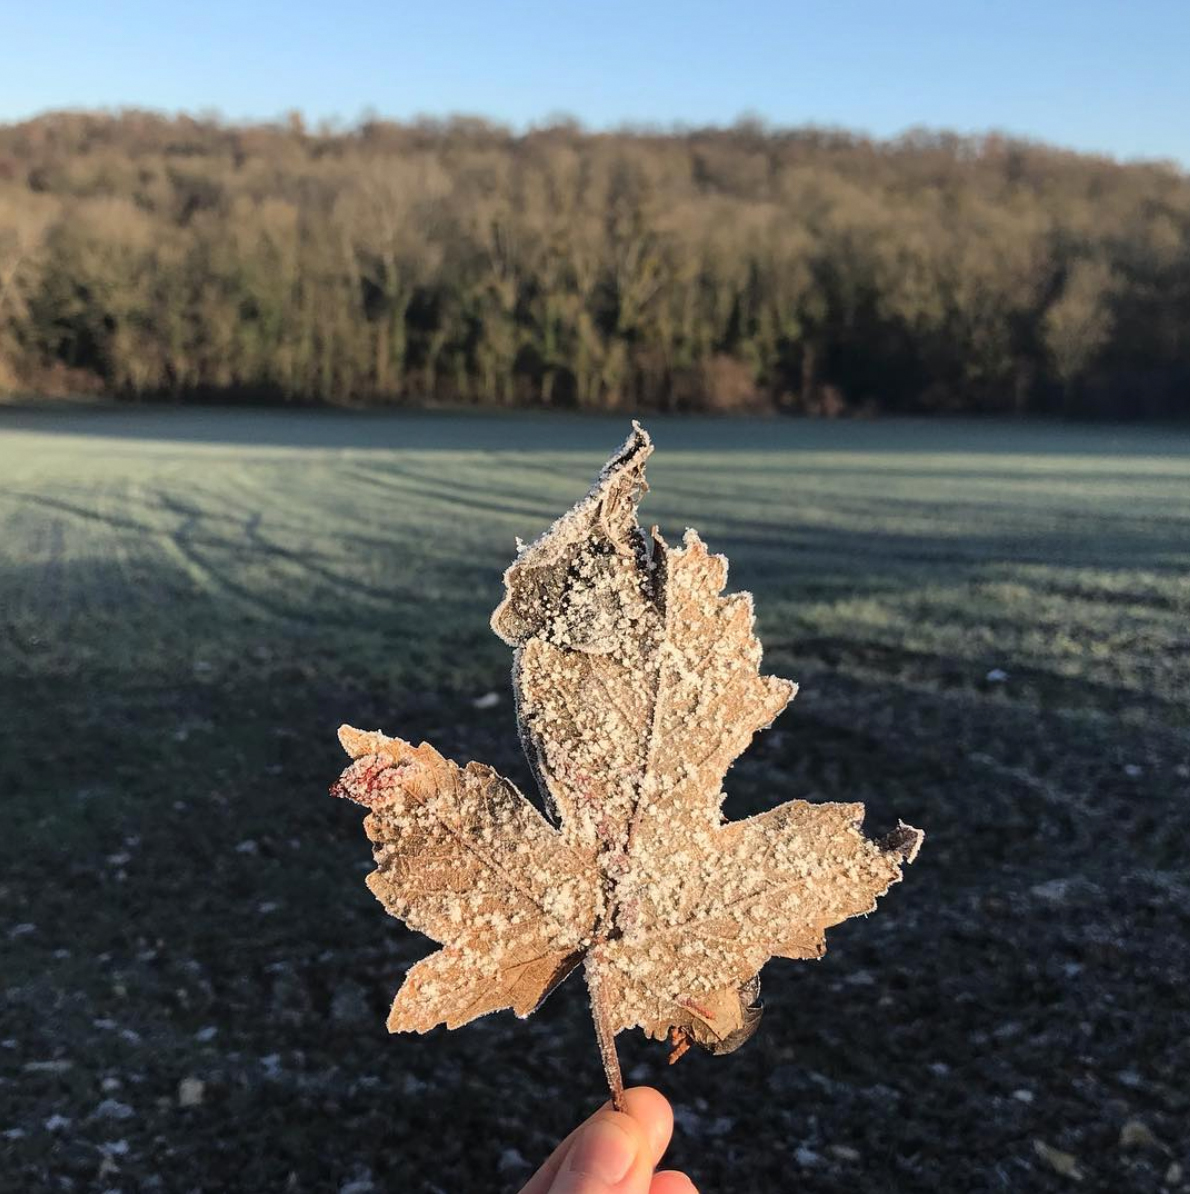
[1,111,1188,414]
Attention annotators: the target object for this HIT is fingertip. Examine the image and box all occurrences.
[619,1086,674,1165]
[650,1171,699,1194]
[526,1093,669,1194]
[557,1115,639,1188]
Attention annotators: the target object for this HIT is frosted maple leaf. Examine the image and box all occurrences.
[331,422,922,1107]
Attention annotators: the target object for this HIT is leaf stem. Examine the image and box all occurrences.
[584,951,625,1112]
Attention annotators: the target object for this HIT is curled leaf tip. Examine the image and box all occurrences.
[880,822,925,864]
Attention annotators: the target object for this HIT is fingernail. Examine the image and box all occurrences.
[563,1117,636,1185]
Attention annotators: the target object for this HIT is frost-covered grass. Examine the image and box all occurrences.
[2,408,1189,1192]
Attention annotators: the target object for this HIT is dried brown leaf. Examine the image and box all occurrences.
[331,422,922,1106]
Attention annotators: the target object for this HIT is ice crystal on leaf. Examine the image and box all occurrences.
[331,423,922,1108]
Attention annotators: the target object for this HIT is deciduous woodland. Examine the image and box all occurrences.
[1,111,1187,414]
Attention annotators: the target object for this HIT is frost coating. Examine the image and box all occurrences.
[331,424,923,1101]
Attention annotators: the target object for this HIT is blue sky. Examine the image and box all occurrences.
[5,0,1189,165]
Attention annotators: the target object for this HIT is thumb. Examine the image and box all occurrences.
[547,1110,650,1193]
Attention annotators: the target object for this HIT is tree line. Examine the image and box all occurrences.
[1,110,1187,415]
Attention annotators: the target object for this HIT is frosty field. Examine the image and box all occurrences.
[2,408,1188,1192]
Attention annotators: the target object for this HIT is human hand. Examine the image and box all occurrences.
[519,1087,697,1194]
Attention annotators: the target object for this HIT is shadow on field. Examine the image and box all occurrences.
[4,615,1189,1192]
